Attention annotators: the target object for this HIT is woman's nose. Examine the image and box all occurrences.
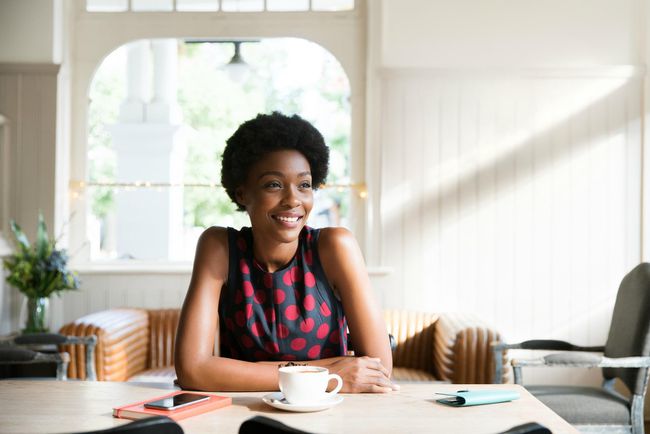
[281,186,301,208]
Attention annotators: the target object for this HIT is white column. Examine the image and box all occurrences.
[110,39,186,261]
[147,39,181,123]
[120,40,150,123]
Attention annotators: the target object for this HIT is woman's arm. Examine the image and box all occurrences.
[317,227,397,392]
[174,227,281,391]
[175,226,396,392]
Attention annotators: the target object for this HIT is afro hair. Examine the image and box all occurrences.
[221,112,330,211]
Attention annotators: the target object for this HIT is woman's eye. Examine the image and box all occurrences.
[265,181,281,189]
[300,182,312,189]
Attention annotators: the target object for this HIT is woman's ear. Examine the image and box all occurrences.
[235,187,247,208]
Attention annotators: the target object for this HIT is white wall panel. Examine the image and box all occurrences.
[376,69,642,384]
[58,271,191,328]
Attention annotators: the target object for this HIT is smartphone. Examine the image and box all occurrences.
[143,393,210,411]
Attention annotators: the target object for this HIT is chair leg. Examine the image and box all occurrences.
[631,394,645,434]
[56,352,70,381]
[493,346,503,384]
[85,345,96,381]
[513,366,523,385]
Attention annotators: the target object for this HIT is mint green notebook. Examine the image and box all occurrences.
[436,390,520,407]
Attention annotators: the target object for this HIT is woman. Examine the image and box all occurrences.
[175,112,396,393]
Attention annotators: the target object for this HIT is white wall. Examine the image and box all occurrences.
[380,0,640,68]
[0,0,59,63]
[367,0,648,392]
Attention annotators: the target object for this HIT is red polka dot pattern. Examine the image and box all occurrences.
[291,266,303,282]
[320,302,331,317]
[307,344,321,359]
[241,334,254,348]
[299,317,315,333]
[219,226,348,362]
[282,271,292,286]
[285,305,299,321]
[254,290,266,304]
[243,281,254,297]
[304,272,316,288]
[251,321,264,337]
[278,324,289,339]
[316,323,330,339]
[265,341,279,353]
[265,307,276,323]
[303,294,315,311]
[290,338,306,351]
[274,289,286,304]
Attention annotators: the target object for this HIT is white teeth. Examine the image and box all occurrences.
[276,216,300,223]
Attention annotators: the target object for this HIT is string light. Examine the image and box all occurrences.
[69,179,368,199]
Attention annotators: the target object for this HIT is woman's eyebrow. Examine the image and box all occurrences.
[257,171,312,179]
[257,171,284,179]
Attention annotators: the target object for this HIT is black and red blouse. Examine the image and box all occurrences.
[219,226,348,361]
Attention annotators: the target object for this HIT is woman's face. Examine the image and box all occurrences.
[236,149,314,244]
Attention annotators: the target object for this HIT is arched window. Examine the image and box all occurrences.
[84,38,351,261]
[67,3,367,265]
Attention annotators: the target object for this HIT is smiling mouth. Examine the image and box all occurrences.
[273,215,302,223]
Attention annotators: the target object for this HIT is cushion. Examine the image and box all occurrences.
[527,385,630,425]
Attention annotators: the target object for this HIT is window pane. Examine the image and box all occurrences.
[311,0,354,11]
[131,0,173,11]
[86,0,128,12]
[221,0,264,12]
[266,0,309,11]
[87,38,351,261]
[176,0,219,11]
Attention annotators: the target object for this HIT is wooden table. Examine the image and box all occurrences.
[0,381,578,434]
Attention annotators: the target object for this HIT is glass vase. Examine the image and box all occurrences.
[21,296,50,334]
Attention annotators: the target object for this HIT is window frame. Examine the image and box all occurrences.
[67,1,368,270]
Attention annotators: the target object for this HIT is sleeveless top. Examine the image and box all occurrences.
[219,226,348,361]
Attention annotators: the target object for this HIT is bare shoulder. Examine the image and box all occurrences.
[198,226,229,248]
[193,226,229,280]
[317,226,359,252]
[317,227,364,273]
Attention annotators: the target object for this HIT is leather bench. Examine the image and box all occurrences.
[60,308,505,384]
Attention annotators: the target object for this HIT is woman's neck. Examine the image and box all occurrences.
[250,230,300,273]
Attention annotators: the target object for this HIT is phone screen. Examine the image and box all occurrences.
[143,393,210,411]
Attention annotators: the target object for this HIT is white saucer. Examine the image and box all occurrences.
[262,392,344,412]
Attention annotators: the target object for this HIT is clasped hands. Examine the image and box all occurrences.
[324,356,399,393]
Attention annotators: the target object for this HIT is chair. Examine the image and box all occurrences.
[0,332,97,380]
[492,263,650,434]
[0,346,70,380]
[72,416,183,434]
[59,308,504,384]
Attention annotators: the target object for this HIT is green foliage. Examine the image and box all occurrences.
[86,38,352,257]
[2,213,79,298]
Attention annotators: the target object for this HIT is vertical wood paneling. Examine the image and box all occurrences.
[377,70,642,385]
[59,272,190,328]
[0,65,60,333]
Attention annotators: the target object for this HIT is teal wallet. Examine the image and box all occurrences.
[436,390,520,407]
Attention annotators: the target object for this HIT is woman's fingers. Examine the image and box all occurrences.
[367,384,394,393]
[360,356,392,379]
[330,356,399,393]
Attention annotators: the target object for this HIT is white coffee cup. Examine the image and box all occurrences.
[278,366,343,405]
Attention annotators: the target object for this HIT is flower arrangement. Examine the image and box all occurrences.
[3,213,79,332]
